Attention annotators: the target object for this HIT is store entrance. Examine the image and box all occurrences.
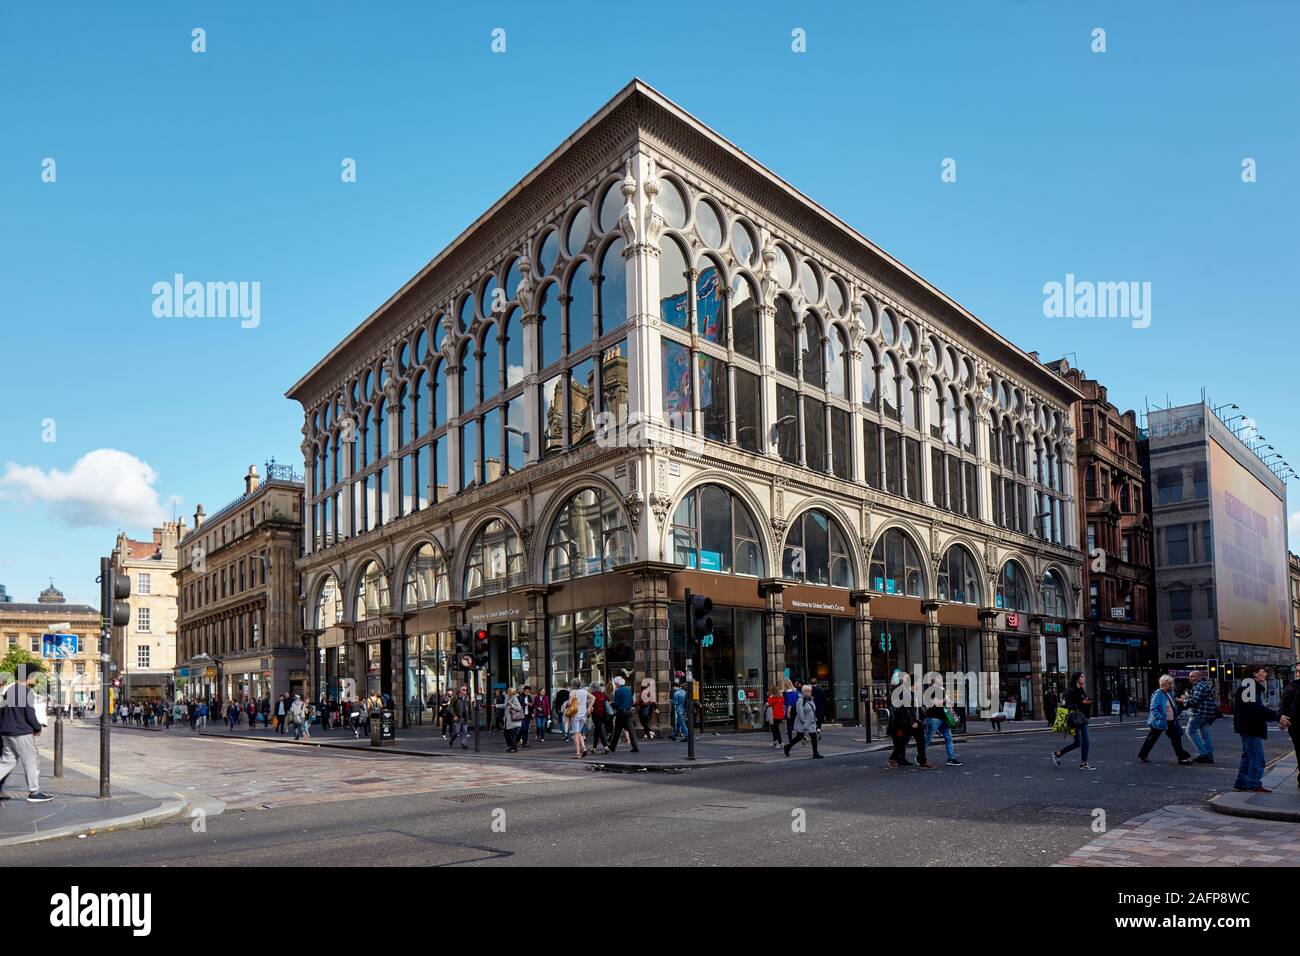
[783,612,856,721]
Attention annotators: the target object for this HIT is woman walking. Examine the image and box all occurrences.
[1052,671,1098,771]
[589,682,610,752]
[886,675,933,769]
[766,687,785,748]
[783,685,823,758]
[1138,674,1194,765]
[534,685,550,742]
[637,678,658,740]
[565,678,589,758]
[782,678,798,745]
[503,688,523,752]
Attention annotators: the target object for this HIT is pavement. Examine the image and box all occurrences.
[0,746,188,847]
[157,713,1134,771]
[1210,754,1300,822]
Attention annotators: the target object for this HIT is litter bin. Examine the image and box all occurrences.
[371,708,396,747]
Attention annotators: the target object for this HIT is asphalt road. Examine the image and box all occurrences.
[10,722,1290,866]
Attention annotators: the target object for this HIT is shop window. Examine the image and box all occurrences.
[1040,569,1068,618]
[544,487,632,583]
[996,561,1030,611]
[464,519,525,598]
[868,528,925,597]
[783,509,853,587]
[672,483,763,577]
[353,562,390,622]
[937,546,981,605]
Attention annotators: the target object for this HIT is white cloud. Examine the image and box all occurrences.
[0,449,169,528]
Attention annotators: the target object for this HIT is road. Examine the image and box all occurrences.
[9,721,1294,866]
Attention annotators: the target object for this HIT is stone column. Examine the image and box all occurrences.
[851,590,874,728]
[759,578,787,693]
[518,585,550,696]
[1028,614,1045,721]
[300,438,315,554]
[978,608,1000,718]
[627,562,676,733]
[922,600,942,675]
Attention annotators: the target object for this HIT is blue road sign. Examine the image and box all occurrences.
[41,633,79,659]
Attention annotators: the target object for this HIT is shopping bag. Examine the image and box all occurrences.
[1052,705,1074,736]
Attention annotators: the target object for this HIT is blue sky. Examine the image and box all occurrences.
[1,0,1296,607]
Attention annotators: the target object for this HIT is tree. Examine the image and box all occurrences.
[0,647,46,682]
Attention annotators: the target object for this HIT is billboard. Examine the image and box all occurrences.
[1208,438,1290,648]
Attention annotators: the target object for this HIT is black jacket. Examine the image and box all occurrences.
[1278,679,1300,726]
[0,683,43,736]
[1233,679,1279,739]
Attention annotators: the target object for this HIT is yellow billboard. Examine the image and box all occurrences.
[1209,438,1290,648]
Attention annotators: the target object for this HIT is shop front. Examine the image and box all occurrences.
[868,595,926,706]
[1039,618,1069,707]
[403,604,455,726]
[314,624,352,704]
[783,585,858,723]
[1093,634,1152,715]
[998,611,1035,719]
[666,571,767,732]
[354,617,402,718]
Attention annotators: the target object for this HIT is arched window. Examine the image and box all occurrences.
[353,561,390,622]
[774,296,797,375]
[537,281,562,370]
[399,383,414,447]
[937,546,980,605]
[732,276,759,360]
[882,353,900,419]
[862,344,878,409]
[782,509,853,587]
[671,484,763,577]
[544,487,631,583]
[459,340,478,413]
[315,574,342,629]
[464,519,524,598]
[598,239,626,333]
[800,313,824,387]
[431,359,447,427]
[480,322,500,401]
[659,236,689,330]
[402,543,449,608]
[868,528,924,597]
[567,260,593,354]
[828,325,849,398]
[996,561,1031,611]
[1040,569,1068,618]
[502,309,524,388]
[696,259,725,345]
[900,363,918,429]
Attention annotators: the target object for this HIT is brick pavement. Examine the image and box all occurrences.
[1057,804,1300,867]
[64,724,588,811]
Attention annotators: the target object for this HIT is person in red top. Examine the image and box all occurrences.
[767,687,786,749]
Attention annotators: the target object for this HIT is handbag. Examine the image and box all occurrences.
[1052,705,1074,736]
[943,707,958,728]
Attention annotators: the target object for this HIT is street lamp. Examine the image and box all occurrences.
[769,414,797,448]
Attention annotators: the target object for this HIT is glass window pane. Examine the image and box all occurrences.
[480,323,499,401]
[659,238,689,330]
[804,396,826,473]
[599,239,626,333]
[776,386,798,463]
[775,298,797,375]
[696,264,725,344]
[732,277,758,360]
[538,283,562,369]
[735,368,761,453]
[599,339,628,431]
[831,406,850,479]
[567,261,593,354]
[569,358,595,445]
[699,353,728,443]
[481,408,501,484]
[540,374,564,455]
[661,339,692,431]
[460,420,478,489]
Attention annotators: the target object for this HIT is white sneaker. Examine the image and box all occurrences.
[1080,763,1098,771]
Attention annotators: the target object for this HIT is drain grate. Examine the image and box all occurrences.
[441,791,502,803]
[342,776,387,785]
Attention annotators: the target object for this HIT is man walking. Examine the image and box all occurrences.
[671,681,688,741]
[1138,674,1194,764]
[606,675,640,754]
[0,665,53,803]
[1232,665,1281,793]
[923,674,962,767]
[449,686,470,749]
[1183,669,1218,764]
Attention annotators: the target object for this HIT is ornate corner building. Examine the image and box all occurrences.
[287,80,1083,730]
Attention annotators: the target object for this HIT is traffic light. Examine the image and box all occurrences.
[1223,661,1235,685]
[453,627,474,672]
[689,594,713,648]
[473,628,490,670]
[1207,658,1219,681]
[99,557,131,630]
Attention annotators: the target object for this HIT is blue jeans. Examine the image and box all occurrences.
[518,716,530,745]
[673,707,687,739]
[1187,715,1214,758]
[1234,735,1265,789]
[925,717,957,761]
[1057,722,1091,763]
[535,715,547,740]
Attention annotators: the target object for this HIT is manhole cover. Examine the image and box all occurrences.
[342,776,387,785]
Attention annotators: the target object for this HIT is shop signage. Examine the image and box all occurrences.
[469,607,521,623]
[789,598,849,614]
[1110,607,1126,620]
[1104,636,1142,647]
[1042,621,1063,635]
[1006,613,1020,628]
[357,619,398,641]
[593,623,604,649]
[699,550,723,572]
[177,667,190,678]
